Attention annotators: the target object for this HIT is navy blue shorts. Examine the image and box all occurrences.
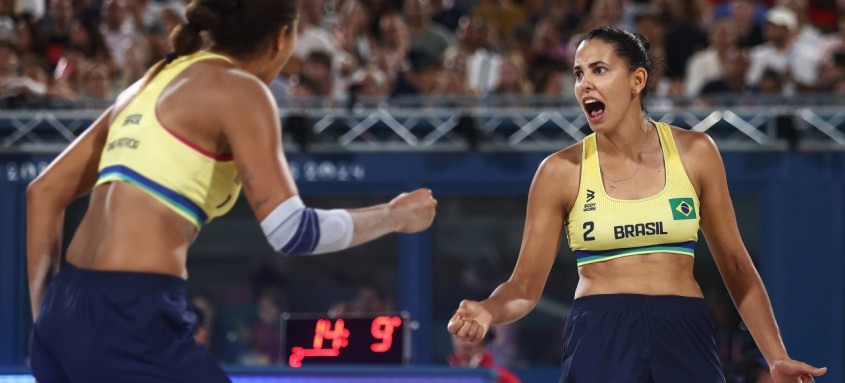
[29,261,231,383]
[560,294,725,383]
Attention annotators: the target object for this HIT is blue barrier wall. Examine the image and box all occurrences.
[0,366,496,383]
[1,152,843,382]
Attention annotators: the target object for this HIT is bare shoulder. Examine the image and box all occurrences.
[189,62,275,110]
[540,140,582,176]
[533,141,583,212]
[669,125,722,163]
[668,125,724,193]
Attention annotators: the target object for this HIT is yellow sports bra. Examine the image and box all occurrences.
[96,51,241,228]
[565,122,700,266]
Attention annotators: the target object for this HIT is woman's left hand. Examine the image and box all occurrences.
[770,359,827,383]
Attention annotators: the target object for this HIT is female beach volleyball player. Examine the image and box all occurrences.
[26,0,436,381]
[448,27,825,383]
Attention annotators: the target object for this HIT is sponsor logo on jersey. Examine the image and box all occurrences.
[122,114,142,126]
[106,137,140,151]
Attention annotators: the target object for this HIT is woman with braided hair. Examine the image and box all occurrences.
[26,0,437,381]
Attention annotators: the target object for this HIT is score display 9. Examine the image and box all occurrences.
[281,313,409,367]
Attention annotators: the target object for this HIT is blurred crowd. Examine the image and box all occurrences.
[1,0,845,108]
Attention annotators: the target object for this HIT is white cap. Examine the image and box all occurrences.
[765,6,798,31]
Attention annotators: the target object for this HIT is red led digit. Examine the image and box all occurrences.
[312,319,330,348]
[312,319,349,349]
[324,319,350,349]
[289,318,350,368]
[370,316,402,352]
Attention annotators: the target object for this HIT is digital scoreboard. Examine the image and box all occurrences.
[281,313,410,367]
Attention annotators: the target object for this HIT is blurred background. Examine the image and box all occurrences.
[0,0,844,382]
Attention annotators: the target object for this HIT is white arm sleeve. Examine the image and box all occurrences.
[260,196,354,256]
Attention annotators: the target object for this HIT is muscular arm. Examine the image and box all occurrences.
[27,108,112,320]
[693,134,787,366]
[448,149,577,341]
[218,72,433,253]
[481,157,570,324]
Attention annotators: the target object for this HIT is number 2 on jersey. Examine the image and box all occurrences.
[583,221,596,241]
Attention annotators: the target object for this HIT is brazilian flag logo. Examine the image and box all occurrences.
[669,198,696,220]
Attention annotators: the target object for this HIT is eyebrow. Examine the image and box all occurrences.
[573,60,609,71]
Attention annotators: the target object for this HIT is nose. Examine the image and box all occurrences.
[577,74,594,93]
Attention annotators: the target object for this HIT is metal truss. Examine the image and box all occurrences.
[1,105,843,153]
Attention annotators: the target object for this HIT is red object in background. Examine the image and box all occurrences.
[448,351,522,383]
[284,315,407,367]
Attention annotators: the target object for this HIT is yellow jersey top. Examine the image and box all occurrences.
[565,122,700,266]
[95,51,241,228]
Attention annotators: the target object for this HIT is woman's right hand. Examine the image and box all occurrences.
[388,188,437,233]
[447,299,493,343]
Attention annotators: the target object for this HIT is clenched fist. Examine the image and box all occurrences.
[447,299,493,344]
[389,188,437,233]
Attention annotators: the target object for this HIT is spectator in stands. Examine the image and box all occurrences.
[100,0,138,70]
[287,74,319,98]
[699,49,751,100]
[191,295,217,348]
[470,0,526,42]
[745,6,821,93]
[0,40,19,77]
[392,50,441,97]
[820,8,845,67]
[531,15,572,70]
[120,37,150,88]
[287,0,337,78]
[300,50,333,97]
[350,66,390,97]
[436,50,476,96]
[15,14,46,58]
[730,0,765,48]
[405,0,453,60]
[69,17,114,71]
[328,285,394,316]
[685,18,740,97]
[245,293,284,365]
[158,3,187,34]
[530,57,567,97]
[777,0,823,49]
[444,15,501,95]
[635,8,680,97]
[448,331,521,383]
[50,45,86,99]
[430,0,466,32]
[79,61,112,100]
[43,0,75,65]
[0,54,48,106]
[576,0,624,33]
[373,12,408,90]
[655,0,709,86]
[495,52,531,95]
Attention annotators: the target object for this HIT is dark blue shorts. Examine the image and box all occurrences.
[29,261,231,383]
[560,294,725,383]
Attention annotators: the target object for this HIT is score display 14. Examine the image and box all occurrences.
[282,313,409,367]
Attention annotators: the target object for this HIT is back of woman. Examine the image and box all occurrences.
[26,1,437,382]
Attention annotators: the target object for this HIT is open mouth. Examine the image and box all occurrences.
[583,99,606,120]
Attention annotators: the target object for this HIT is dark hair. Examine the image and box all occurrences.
[138,0,300,89]
[171,0,300,59]
[576,27,659,110]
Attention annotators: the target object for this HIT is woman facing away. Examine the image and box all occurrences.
[447,27,826,383]
[26,0,437,382]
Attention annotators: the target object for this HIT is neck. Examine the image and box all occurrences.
[212,49,278,85]
[598,115,652,160]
